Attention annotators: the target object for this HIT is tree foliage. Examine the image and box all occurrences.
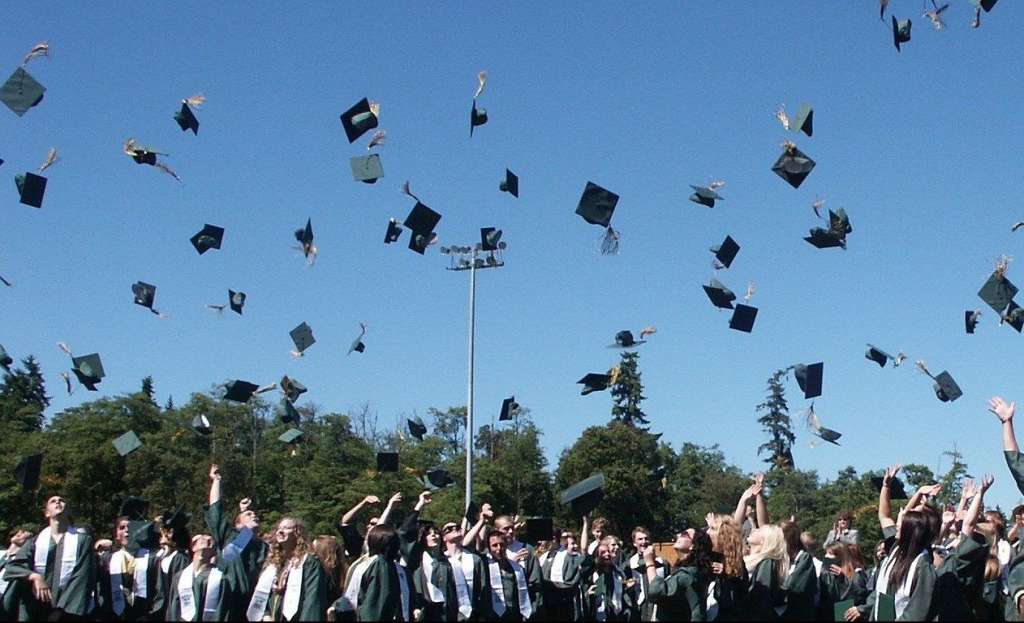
[756,369,795,470]
[610,351,648,427]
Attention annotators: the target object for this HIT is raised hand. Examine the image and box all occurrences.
[990,396,1016,423]
[980,474,995,493]
[209,464,221,481]
[387,492,402,507]
[711,561,724,575]
[363,495,380,505]
[481,503,493,521]
[642,545,656,563]
[883,464,902,485]
[753,472,765,487]
[239,497,252,513]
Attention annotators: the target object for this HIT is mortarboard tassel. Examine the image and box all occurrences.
[184,94,206,108]
[368,101,381,119]
[744,281,756,302]
[639,326,657,340]
[995,255,1012,279]
[607,365,621,386]
[893,352,908,367]
[367,130,386,150]
[155,163,182,183]
[206,304,225,315]
[22,41,50,66]
[38,148,59,173]
[401,180,421,203]
[290,350,305,359]
[924,2,948,30]
[60,371,73,395]
[57,341,73,358]
[0,275,12,287]
[915,359,936,380]
[600,227,620,255]
[971,6,982,28]
[254,383,277,394]
[775,105,790,131]
[474,71,487,100]
[812,196,825,219]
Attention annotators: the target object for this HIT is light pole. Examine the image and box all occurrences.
[441,240,506,513]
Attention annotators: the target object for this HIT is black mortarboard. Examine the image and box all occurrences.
[523,517,554,546]
[0,344,12,371]
[119,496,149,521]
[829,209,853,237]
[978,271,1017,315]
[614,330,640,348]
[804,228,845,250]
[350,154,383,184]
[578,373,612,396]
[289,322,315,354]
[575,182,618,228]
[711,236,740,269]
[420,468,454,491]
[376,451,399,472]
[174,102,199,134]
[871,475,908,500]
[127,520,159,554]
[790,104,813,137]
[499,396,518,421]
[560,473,605,515]
[159,507,190,532]
[190,224,224,255]
[865,345,893,367]
[974,0,997,11]
[112,431,143,457]
[892,16,912,52]
[815,427,842,445]
[409,231,436,255]
[794,362,823,399]
[340,98,378,144]
[294,219,314,256]
[282,398,300,424]
[14,453,42,492]
[703,279,737,310]
[933,371,962,402]
[229,290,246,315]
[1006,302,1024,333]
[280,375,307,403]
[470,100,487,136]
[689,185,723,208]
[480,227,502,252]
[771,144,816,189]
[72,353,105,391]
[278,428,303,444]
[15,172,46,208]
[348,324,367,355]
[500,169,519,198]
[407,415,427,441]
[965,310,981,334]
[404,202,442,235]
[191,414,212,435]
[0,68,46,117]
[132,281,157,312]
[384,218,403,244]
[224,380,259,403]
[464,500,480,525]
[729,304,758,333]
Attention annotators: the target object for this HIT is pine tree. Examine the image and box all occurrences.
[164,395,175,412]
[756,368,795,470]
[611,351,649,427]
[141,376,156,403]
[0,355,50,431]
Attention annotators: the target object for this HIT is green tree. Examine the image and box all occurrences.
[474,409,554,518]
[937,445,971,507]
[140,376,156,403]
[756,369,795,470]
[611,351,648,427]
[764,468,820,525]
[901,463,936,489]
[664,443,746,533]
[1,356,50,432]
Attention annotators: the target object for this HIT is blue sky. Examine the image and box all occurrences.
[4,1,1024,508]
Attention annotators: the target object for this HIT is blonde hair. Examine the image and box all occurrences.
[713,514,745,578]
[266,516,311,569]
[744,525,789,584]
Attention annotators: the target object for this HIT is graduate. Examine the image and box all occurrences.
[164,534,231,621]
[705,514,749,621]
[3,495,96,620]
[493,515,541,605]
[150,510,192,620]
[581,535,633,621]
[336,493,402,561]
[481,528,536,621]
[780,519,818,621]
[0,529,32,620]
[644,527,713,622]
[625,525,666,622]
[245,516,329,621]
[343,522,412,622]
[442,511,489,621]
[588,517,610,557]
[204,464,267,620]
[741,524,788,620]
[818,543,870,619]
[312,535,347,606]
[411,519,458,620]
[536,521,585,620]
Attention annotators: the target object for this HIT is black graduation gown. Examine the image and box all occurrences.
[164,563,232,622]
[3,527,96,620]
[537,549,584,620]
[580,559,634,622]
[150,548,189,620]
[204,500,268,620]
[260,555,330,622]
[709,566,749,621]
[742,558,785,621]
[783,551,818,621]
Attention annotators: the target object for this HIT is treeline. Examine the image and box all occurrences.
[0,354,980,547]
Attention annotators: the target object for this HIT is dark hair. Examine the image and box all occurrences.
[779,520,802,560]
[1013,504,1024,519]
[366,524,400,560]
[836,510,854,523]
[887,511,934,594]
[418,523,441,555]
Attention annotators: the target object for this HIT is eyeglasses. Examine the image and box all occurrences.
[441,524,459,535]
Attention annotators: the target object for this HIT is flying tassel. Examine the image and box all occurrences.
[803,402,821,431]
[206,304,225,315]
[38,148,59,173]
[155,163,182,183]
[781,139,797,153]
[290,350,305,359]
[254,383,277,394]
[971,6,982,28]
[915,359,935,380]
[812,196,825,219]
[708,180,726,191]
[57,341,73,357]
[745,281,756,302]
[893,352,908,367]
[401,180,421,203]
[368,101,381,119]
[474,71,487,99]
[367,130,386,150]
[123,138,139,157]
[0,275,11,287]
[639,326,657,340]
[183,93,206,107]
[607,365,621,386]
[600,227,620,255]
[60,371,73,395]
[22,41,50,66]
[775,105,790,130]
[995,255,1012,279]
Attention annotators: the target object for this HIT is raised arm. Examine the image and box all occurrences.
[208,464,221,505]
[341,495,379,526]
[963,475,994,536]
[991,397,1019,453]
[580,514,590,554]
[378,492,402,526]
[733,483,761,526]
[907,483,942,512]
[462,503,492,549]
[878,464,901,530]
[754,472,769,527]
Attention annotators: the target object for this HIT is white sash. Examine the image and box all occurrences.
[449,550,474,618]
[550,549,569,584]
[247,555,306,621]
[33,527,79,590]
[592,570,622,620]
[336,555,372,612]
[109,548,129,615]
[874,546,928,620]
[395,561,411,621]
[628,553,664,605]
[283,555,305,619]
[162,550,180,574]
[134,549,150,599]
[421,551,445,603]
[0,552,10,596]
[588,540,599,555]
[178,563,224,621]
[487,557,531,619]
[706,580,719,621]
[223,527,253,563]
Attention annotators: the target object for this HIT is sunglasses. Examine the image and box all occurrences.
[442,524,459,535]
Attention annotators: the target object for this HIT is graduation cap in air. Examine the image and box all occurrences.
[500,169,519,198]
[1005,302,1024,333]
[560,473,605,515]
[404,202,441,255]
[729,304,758,333]
[499,396,519,421]
[119,496,150,521]
[806,209,853,249]
[871,475,908,500]
[915,361,962,402]
[703,279,737,310]
[408,415,427,441]
[112,431,143,457]
[72,353,105,391]
[159,507,190,532]
[174,101,200,135]
[578,373,612,396]
[15,172,46,208]
[14,453,42,492]
[384,218,403,244]
[612,330,645,348]
[689,185,723,208]
[0,344,12,371]
[278,428,303,445]
[772,142,816,189]
[348,323,367,355]
[340,98,379,144]
[804,403,841,446]
[464,500,480,526]
[294,219,315,260]
[966,310,981,334]
[865,345,899,368]
[289,322,316,356]
[131,281,161,316]
[978,267,1017,315]
[480,227,502,252]
[228,290,246,315]
[576,182,618,229]
[280,376,307,403]
[793,362,824,399]
[419,468,454,491]
[974,0,998,11]
[282,399,300,424]
[224,380,260,403]
[470,100,487,136]
[711,236,740,269]
[191,414,212,435]
[892,16,912,52]
[376,451,399,473]
[0,67,45,117]
[190,224,224,255]
[786,104,813,137]
[350,154,383,184]
[523,517,554,546]
[126,520,160,554]
[123,139,180,181]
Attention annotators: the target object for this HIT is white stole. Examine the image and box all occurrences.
[0,552,10,595]
[134,549,150,599]
[550,549,569,583]
[109,548,130,614]
[336,555,372,612]
[421,551,445,603]
[161,550,180,574]
[178,563,223,621]
[395,561,411,621]
[628,553,664,605]
[874,546,929,620]
[448,550,475,618]
[247,555,306,621]
[706,580,719,621]
[33,526,79,590]
[487,557,532,618]
[222,527,253,563]
[592,570,623,620]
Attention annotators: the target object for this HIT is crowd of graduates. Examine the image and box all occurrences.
[5,395,1024,621]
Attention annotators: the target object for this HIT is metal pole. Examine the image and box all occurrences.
[465,249,477,509]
